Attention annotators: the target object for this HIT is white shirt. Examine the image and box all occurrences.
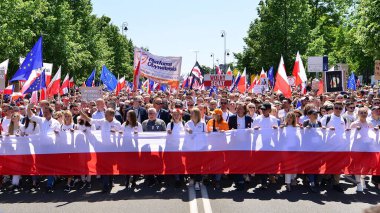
[166,121,185,134]
[252,115,279,129]
[237,115,245,129]
[1,117,11,134]
[60,123,76,131]
[185,120,206,133]
[122,122,143,133]
[90,118,122,133]
[92,111,105,130]
[222,111,233,122]
[21,123,40,135]
[320,114,346,131]
[29,115,60,135]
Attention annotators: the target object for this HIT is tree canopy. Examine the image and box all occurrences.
[236,0,379,83]
[0,0,135,84]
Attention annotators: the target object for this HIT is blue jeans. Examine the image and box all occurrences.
[47,176,55,188]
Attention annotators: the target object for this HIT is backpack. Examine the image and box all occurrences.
[304,120,322,128]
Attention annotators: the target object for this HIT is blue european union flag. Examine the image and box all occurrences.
[268,66,275,87]
[85,69,96,87]
[347,73,356,91]
[160,84,167,91]
[11,36,43,82]
[100,65,117,91]
[24,70,46,94]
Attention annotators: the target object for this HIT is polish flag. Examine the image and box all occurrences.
[292,51,307,87]
[21,70,41,94]
[216,65,222,75]
[237,68,247,93]
[1,129,379,175]
[60,73,70,95]
[47,66,61,97]
[133,60,141,91]
[69,77,74,88]
[226,66,232,75]
[116,76,125,95]
[3,85,13,95]
[30,91,39,104]
[274,56,292,98]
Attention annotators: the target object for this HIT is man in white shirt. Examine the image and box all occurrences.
[92,98,106,130]
[27,104,60,135]
[252,102,278,189]
[80,108,121,193]
[319,101,346,193]
[27,103,60,193]
[220,98,233,122]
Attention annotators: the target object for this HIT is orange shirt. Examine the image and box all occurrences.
[206,119,229,132]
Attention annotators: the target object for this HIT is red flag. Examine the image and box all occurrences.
[47,66,61,97]
[133,61,140,91]
[274,56,292,98]
[60,73,70,95]
[3,85,13,95]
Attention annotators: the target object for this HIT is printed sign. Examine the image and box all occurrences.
[325,71,343,92]
[134,47,182,84]
[308,56,323,72]
[203,74,233,87]
[79,87,102,101]
[252,85,265,94]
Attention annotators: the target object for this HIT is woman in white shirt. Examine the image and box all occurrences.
[122,110,143,134]
[184,108,206,191]
[280,112,299,192]
[350,107,373,192]
[6,112,22,192]
[167,109,185,188]
[121,110,142,188]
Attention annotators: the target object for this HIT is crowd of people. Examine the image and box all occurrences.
[0,86,380,194]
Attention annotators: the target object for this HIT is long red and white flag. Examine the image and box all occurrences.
[69,77,74,88]
[47,66,61,97]
[274,56,292,98]
[60,73,70,95]
[0,128,379,175]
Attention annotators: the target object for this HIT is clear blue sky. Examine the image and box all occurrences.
[92,0,259,75]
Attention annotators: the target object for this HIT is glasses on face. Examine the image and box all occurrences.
[148,112,156,115]
[334,107,343,110]
[12,116,19,119]
[347,106,355,109]
[188,104,194,107]
[155,102,163,105]
[359,112,368,115]
[295,114,301,118]
[374,102,380,105]
[221,102,227,105]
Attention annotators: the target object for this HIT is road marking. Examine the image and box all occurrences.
[188,186,199,213]
[200,184,213,213]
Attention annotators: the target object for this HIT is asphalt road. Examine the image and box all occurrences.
[0,175,379,213]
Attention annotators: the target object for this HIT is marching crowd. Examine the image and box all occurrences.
[0,86,380,194]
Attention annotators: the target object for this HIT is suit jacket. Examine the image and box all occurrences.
[126,106,148,123]
[228,115,252,130]
[157,109,171,125]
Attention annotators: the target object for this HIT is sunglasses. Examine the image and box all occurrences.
[221,102,227,105]
[359,112,368,115]
[188,104,194,107]
[155,102,163,105]
[334,107,343,110]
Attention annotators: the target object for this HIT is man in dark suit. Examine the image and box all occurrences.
[153,97,171,125]
[126,96,148,123]
[227,102,252,190]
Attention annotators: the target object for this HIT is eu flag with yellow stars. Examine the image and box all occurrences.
[24,70,46,94]
[11,36,43,82]
[100,65,117,91]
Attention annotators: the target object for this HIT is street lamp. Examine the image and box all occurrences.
[221,30,226,72]
[192,50,199,62]
[210,53,215,74]
[121,22,128,35]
